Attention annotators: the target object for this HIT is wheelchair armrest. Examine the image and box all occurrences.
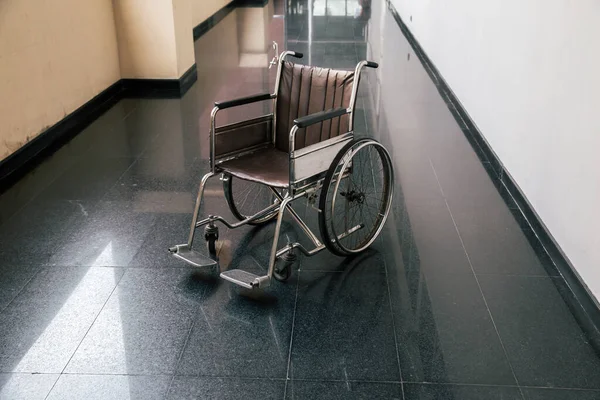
[215,93,274,110]
[293,107,350,128]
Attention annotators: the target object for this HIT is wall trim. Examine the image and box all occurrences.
[386,1,600,340]
[122,63,197,99]
[1,0,248,189]
[234,0,269,7]
[193,1,236,41]
[0,63,198,191]
[0,80,124,189]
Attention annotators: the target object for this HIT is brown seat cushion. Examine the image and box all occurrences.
[218,147,289,188]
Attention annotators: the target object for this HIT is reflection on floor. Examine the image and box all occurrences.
[1,0,600,399]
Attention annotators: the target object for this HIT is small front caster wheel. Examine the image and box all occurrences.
[273,251,296,282]
[204,224,219,255]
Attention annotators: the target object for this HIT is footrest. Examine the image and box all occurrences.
[172,247,217,268]
[220,270,261,289]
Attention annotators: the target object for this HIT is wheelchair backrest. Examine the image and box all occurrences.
[276,62,355,153]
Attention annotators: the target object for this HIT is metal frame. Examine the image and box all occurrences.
[171,48,381,289]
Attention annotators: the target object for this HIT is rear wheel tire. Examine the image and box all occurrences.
[318,139,394,256]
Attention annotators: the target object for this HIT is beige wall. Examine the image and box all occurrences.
[236,5,274,67]
[192,0,230,27]
[0,0,120,161]
[173,0,195,76]
[237,7,270,54]
[113,0,195,79]
[113,0,179,78]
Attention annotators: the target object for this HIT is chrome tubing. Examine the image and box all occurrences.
[274,223,363,259]
[210,106,219,172]
[194,202,281,230]
[187,172,215,247]
[267,195,294,279]
[348,61,369,132]
[272,50,299,147]
[270,187,322,247]
[288,124,300,192]
[276,242,326,258]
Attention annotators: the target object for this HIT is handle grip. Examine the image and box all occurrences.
[366,61,379,68]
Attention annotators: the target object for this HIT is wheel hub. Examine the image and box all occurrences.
[340,190,365,204]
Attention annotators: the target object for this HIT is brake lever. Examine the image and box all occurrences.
[269,41,279,69]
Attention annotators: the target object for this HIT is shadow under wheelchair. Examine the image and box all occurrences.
[179,212,385,306]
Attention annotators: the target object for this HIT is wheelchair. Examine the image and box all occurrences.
[169,45,394,289]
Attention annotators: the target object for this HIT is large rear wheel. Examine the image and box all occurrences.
[318,139,394,256]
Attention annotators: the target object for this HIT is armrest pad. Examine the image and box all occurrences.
[293,108,349,128]
[215,93,273,110]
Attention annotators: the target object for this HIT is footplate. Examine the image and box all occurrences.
[169,245,217,267]
[220,270,268,289]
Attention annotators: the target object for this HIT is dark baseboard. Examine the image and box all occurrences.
[387,0,600,339]
[234,0,269,7]
[0,0,240,191]
[122,64,197,99]
[193,1,236,41]
[0,80,124,189]
[0,63,197,192]
[191,0,269,42]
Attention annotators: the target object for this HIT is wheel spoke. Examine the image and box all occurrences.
[319,140,392,255]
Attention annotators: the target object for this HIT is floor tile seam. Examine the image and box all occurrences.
[0,153,82,229]
[283,270,301,400]
[134,127,174,160]
[0,372,59,376]
[403,380,600,392]
[381,250,405,400]
[79,103,137,156]
[473,273,562,279]
[81,155,141,160]
[428,158,524,393]
[402,381,521,388]
[88,101,136,141]
[41,265,205,270]
[122,104,139,121]
[501,179,597,323]
[171,375,287,381]
[297,268,387,274]
[58,372,172,378]
[97,155,142,203]
[43,270,126,400]
[57,270,126,375]
[38,374,62,400]
[518,385,600,392]
[287,378,402,384]
[0,266,45,316]
[165,300,210,397]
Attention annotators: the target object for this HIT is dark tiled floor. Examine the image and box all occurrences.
[1,0,600,399]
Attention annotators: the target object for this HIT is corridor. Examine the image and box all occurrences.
[1,0,599,399]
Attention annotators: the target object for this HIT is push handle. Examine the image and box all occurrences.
[366,61,379,68]
[291,52,304,59]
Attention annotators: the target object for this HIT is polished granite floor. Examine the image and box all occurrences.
[2,1,600,399]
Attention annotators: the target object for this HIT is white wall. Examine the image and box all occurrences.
[0,0,120,161]
[391,0,600,298]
